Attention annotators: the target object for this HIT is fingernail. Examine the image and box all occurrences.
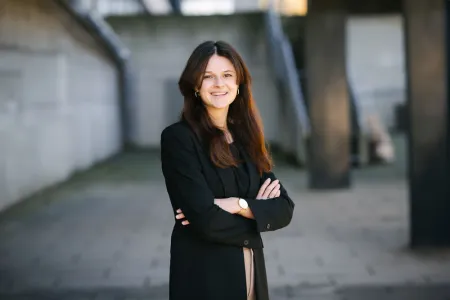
[176,209,181,213]
[266,178,271,182]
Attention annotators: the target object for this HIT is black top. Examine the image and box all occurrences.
[230,142,250,197]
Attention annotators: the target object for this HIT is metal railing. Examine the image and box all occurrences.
[265,4,310,165]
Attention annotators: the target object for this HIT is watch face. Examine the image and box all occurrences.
[239,199,248,209]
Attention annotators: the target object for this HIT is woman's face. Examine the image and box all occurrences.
[198,54,239,110]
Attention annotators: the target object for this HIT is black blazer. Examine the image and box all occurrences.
[161,121,295,300]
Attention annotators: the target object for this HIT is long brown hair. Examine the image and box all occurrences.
[178,41,272,174]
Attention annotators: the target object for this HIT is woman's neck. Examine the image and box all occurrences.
[208,107,228,130]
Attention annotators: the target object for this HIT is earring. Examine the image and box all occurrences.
[195,91,199,97]
[237,88,239,95]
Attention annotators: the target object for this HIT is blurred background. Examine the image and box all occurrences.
[0,0,449,299]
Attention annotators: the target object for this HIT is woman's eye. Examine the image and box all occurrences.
[204,75,213,79]
[224,74,233,77]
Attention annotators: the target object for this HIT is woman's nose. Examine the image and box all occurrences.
[214,77,225,86]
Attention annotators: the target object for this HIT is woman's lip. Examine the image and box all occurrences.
[211,92,228,96]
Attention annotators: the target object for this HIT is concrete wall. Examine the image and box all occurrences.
[283,14,406,131]
[107,13,280,147]
[0,0,121,211]
[347,14,406,130]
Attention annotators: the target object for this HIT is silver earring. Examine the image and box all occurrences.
[237,88,239,95]
[195,91,199,97]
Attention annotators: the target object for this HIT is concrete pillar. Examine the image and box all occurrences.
[403,0,450,246]
[305,0,350,189]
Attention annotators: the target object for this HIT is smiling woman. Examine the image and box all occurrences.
[160,41,295,300]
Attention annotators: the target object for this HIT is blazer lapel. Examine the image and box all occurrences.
[191,132,233,198]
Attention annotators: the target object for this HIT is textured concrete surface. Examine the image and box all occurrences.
[0,0,120,211]
[0,135,449,299]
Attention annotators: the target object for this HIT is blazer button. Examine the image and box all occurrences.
[266,224,271,229]
[244,240,249,246]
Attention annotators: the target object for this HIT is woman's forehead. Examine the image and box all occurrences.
[205,55,236,72]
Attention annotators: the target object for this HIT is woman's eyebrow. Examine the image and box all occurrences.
[205,70,235,73]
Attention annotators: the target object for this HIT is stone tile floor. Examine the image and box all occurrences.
[0,136,449,299]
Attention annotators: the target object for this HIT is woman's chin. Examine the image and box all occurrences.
[209,99,233,109]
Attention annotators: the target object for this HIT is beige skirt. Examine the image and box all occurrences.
[243,247,256,300]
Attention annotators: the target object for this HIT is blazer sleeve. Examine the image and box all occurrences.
[161,125,262,248]
[244,171,295,233]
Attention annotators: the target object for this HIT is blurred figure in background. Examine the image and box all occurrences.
[367,114,395,164]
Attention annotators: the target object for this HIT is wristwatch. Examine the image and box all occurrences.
[238,198,248,210]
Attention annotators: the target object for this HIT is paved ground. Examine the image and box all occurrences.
[0,135,449,300]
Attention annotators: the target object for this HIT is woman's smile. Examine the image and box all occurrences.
[210,92,228,97]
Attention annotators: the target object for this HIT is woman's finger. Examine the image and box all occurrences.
[268,184,280,199]
[176,209,182,213]
[175,213,185,219]
[262,180,279,198]
[258,178,272,199]
[268,184,280,198]
[276,190,281,197]
[182,220,190,225]
[257,178,271,199]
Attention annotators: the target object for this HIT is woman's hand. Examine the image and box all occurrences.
[214,197,241,214]
[175,209,190,225]
[256,178,281,200]
[175,180,281,226]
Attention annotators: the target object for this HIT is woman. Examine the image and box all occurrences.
[161,41,295,300]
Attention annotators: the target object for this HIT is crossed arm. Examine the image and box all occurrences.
[161,125,295,248]
[176,178,282,224]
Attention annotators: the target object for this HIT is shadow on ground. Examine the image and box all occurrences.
[273,283,450,299]
[0,284,449,300]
